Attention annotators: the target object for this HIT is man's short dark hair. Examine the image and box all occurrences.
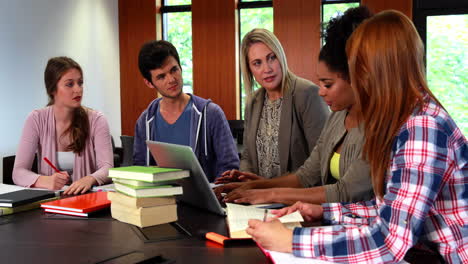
[138,40,181,84]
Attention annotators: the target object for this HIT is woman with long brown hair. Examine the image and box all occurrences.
[13,57,113,195]
[246,10,467,263]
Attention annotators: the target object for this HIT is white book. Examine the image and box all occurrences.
[226,203,304,239]
[0,183,25,195]
[261,246,334,264]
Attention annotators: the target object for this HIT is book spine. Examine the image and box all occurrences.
[0,207,13,216]
[44,208,88,217]
[0,197,58,216]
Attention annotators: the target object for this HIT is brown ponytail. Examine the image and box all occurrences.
[44,56,89,154]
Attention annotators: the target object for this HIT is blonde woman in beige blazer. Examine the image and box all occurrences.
[217,28,328,182]
[241,74,328,176]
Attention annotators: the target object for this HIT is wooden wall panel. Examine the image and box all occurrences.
[363,0,412,19]
[117,0,413,126]
[273,0,321,85]
[119,0,157,136]
[191,0,238,120]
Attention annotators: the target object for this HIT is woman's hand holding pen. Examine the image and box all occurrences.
[36,157,70,190]
[246,218,293,253]
[33,171,70,190]
[246,203,323,252]
[272,201,324,222]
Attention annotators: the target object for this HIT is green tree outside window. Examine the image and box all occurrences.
[165,11,193,93]
[239,7,273,119]
[165,0,190,5]
[427,14,468,136]
[322,3,360,45]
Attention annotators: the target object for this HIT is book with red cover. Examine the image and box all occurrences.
[42,208,109,217]
[41,191,110,213]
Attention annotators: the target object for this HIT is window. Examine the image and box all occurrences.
[426,15,468,136]
[161,0,193,93]
[414,1,468,136]
[321,0,360,45]
[238,0,273,119]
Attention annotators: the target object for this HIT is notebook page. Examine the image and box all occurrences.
[226,203,303,233]
[0,184,25,195]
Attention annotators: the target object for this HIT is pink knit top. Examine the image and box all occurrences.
[13,106,113,187]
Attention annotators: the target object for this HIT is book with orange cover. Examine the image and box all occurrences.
[41,191,111,213]
[42,208,107,217]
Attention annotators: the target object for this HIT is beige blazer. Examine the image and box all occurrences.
[240,74,329,176]
[296,110,374,203]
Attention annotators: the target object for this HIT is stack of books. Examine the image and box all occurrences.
[108,166,189,228]
[0,188,58,216]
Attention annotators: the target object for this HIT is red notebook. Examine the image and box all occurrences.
[43,208,96,217]
[41,192,110,214]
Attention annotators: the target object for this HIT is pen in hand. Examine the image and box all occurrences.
[263,209,268,222]
[43,157,63,174]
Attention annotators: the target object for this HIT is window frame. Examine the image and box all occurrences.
[321,0,360,45]
[321,0,361,22]
[413,0,468,47]
[412,0,468,136]
[160,2,192,41]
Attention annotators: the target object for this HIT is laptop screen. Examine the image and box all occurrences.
[146,140,226,216]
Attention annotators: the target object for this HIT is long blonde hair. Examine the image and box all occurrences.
[240,28,292,96]
[346,10,440,197]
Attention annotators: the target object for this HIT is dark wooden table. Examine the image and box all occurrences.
[0,203,268,264]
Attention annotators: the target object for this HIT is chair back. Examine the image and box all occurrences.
[2,155,38,184]
[111,136,122,167]
[120,135,134,167]
[227,120,244,145]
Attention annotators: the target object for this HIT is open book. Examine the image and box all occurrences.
[226,203,304,239]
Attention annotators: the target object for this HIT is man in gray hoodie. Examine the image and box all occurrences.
[133,40,239,182]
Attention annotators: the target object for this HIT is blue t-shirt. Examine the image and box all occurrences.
[153,99,192,147]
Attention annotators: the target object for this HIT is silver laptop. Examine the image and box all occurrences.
[146,140,226,216]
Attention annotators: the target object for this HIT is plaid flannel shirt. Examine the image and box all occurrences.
[292,98,468,263]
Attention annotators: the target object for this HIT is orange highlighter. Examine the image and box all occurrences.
[205,232,253,247]
[205,232,230,245]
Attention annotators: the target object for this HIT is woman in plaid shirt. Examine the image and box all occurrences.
[246,10,468,263]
